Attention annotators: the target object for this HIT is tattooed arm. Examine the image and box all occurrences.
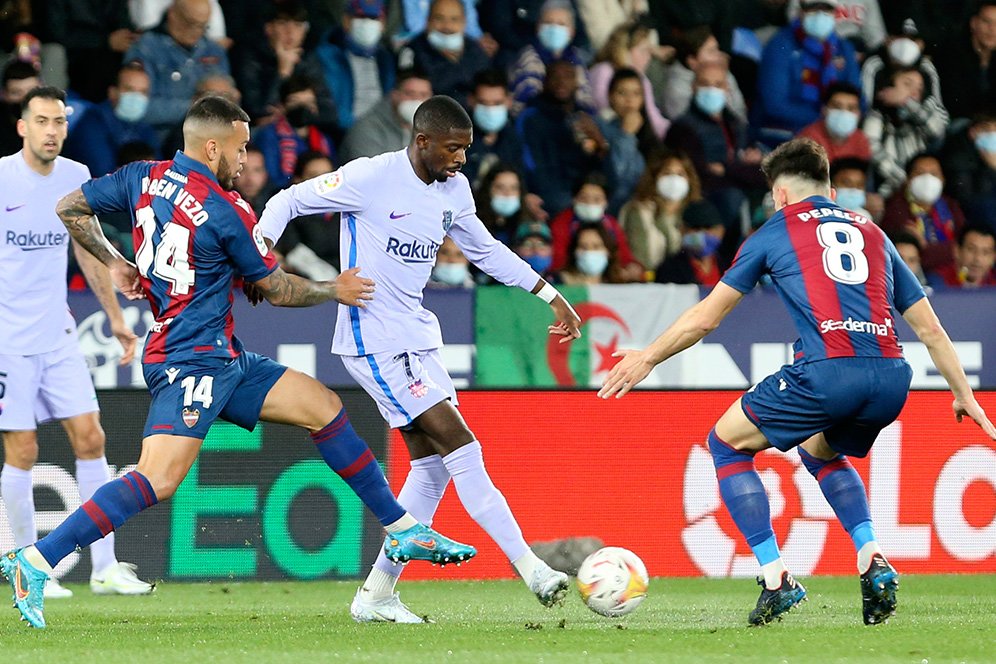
[57,189,145,300]
[252,266,374,308]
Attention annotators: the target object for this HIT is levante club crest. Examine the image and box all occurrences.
[182,407,200,428]
[442,210,453,232]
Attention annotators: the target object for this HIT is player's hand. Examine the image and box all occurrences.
[953,396,996,439]
[598,349,655,399]
[111,321,138,365]
[243,281,265,306]
[335,267,375,307]
[548,296,582,343]
[110,261,144,300]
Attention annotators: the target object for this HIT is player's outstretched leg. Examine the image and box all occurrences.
[310,411,476,565]
[798,447,898,624]
[707,429,807,624]
[353,455,449,623]
[441,441,568,607]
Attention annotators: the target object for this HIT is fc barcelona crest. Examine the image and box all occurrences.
[442,210,453,232]
[182,407,200,428]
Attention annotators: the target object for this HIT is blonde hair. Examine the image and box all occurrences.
[595,21,651,68]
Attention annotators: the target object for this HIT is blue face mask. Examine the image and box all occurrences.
[834,187,866,211]
[115,91,149,123]
[427,30,464,52]
[523,253,552,274]
[575,250,609,276]
[694,86,726,116]
[490,194,520,217]
[431,262,469,286]
[825,108,858,138]
[474,103,509,133]
[802,11,836,41]
[682,231,722,258]
[538,23,571,53]
[975,131,996,153]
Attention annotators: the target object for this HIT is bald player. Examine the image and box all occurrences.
[0,95,475,629]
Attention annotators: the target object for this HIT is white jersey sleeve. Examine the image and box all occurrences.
[447,179,541,291]
[258,157,377,243]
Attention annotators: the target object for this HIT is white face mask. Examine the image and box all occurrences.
[350,17,384,49]
[656,174,690,201]
[574,202,605,222]
[397,99,421,125]
[575,249,609,276]
[887,37,921,67]
[908,173,944,205]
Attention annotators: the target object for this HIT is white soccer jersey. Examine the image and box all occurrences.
[259,149,540,356]
[0,152,90,354]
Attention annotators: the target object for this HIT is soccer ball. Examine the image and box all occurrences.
[575,547,649,617]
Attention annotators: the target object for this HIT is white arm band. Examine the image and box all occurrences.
[537,282,559,303]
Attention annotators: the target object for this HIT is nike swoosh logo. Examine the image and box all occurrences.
[14,564,29,601]
[5,204,25,212]
[390,211,411,219]
[411,538,436,549]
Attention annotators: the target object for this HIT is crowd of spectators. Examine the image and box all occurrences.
[2,0,995,290]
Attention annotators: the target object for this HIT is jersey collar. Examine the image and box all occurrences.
[172,150,219,182]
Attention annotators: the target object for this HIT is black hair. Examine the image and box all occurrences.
[821,81,861,106]
[246,142,264,156]
[413,95,472,135]
[673,25,714,67]
[888,230,922,249]
[429,0,465,16]
[183,95,250,126]
[472,68,508,92]
[293,149,334,178]
[2,60,39,87]
[761,137,830,187]
[958,224,996,247]
[265,0,308,22]
[116,140,156,165]
[608,67,642,94]
[829,157,870,180]
[970,109,996,126]
[395,66,430,89]
[904,151,941,176]
[572,170,608,197]
[21,85,66,115]
[278,73,317,103]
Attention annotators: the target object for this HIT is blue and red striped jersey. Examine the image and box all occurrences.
[82,151,278,364]
[722,195,925,363]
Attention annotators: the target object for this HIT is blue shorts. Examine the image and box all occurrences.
[741,357,913,458]
[142,351,287,439]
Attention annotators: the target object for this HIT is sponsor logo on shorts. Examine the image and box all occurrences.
[819,316,892,337]
[409,379,428,398]
[182,407,200,427]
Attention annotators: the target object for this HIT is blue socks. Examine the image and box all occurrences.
[311,410,405,527]
[798,448,875,550]
[707,429,780,565]
[35,471,157,568]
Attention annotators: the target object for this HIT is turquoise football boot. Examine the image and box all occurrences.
[0,548,48,629]
[384,524,476,566]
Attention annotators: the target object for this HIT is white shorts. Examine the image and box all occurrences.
[0,343,99,430]
[340,349,456,429]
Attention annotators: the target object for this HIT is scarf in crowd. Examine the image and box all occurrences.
[911,196,955,245]
[275,116,332,182]
[793,20,845,105]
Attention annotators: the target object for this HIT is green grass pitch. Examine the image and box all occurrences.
[1,575,993,663]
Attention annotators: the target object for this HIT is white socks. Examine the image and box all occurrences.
[1,464,36,547]
[365,455,450,599]
[761,558,789,590]
[24,545,53,575]
[857,540,883,574]
[512,550,543,582]
[76,457,118,575]
[441,441,529,563]
[384,513,419,533]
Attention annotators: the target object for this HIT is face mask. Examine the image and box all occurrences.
[397,99,421,125]
[802,11,836,41]
[656,174,690,201]
[349,17,383,49]
[576,249,609,275]
[682,231,722,258]
[888,37,921,67]
[975,131,996,153]
[286,105,317,128]
[694,86,726,116]
[490,194,520,217]
[474,103,509,133]
[834,187,866,211]
[114,91,149,122]
[908,173,943,205]
[432,262,469,286]
[825,108,859,138]
[427,30,464,52]
[538,23,571,53]
[523,253,552,273]
[574,202,605,222]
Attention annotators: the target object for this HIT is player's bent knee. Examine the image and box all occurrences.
[2,433,39,468]
[71,427,107,460]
